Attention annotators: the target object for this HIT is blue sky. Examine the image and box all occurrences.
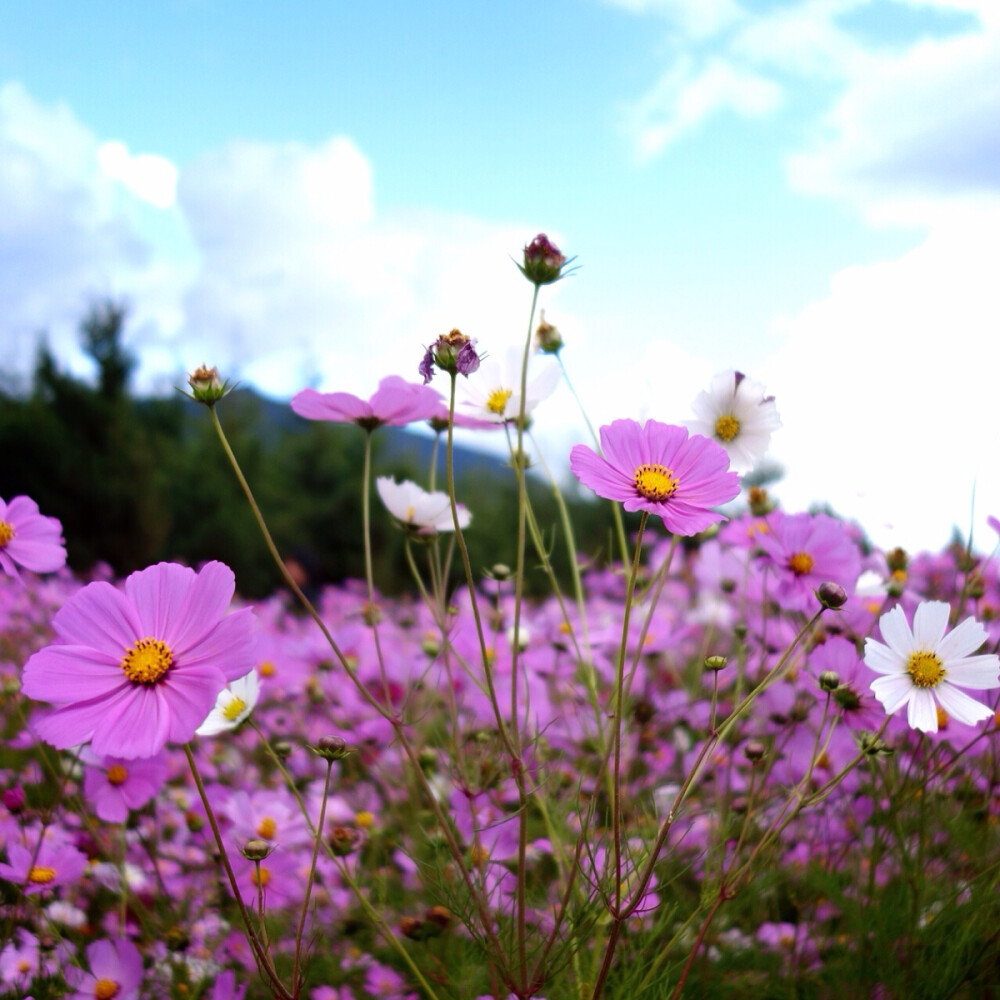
[2,0,998,554]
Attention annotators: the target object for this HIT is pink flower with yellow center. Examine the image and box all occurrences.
[569,419,739,535]
[22,561,256,759]
[65,938,143,1000]
[0,495,67,582]
[0,839,88,895]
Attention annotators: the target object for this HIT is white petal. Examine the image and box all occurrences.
[934,683,995,727]
[936,616,988,661]
[911,601,950,649]
[906,688,939,733]
[944,653,1000,690]
[870,673,914,714]
[877,605,915,657]
[864,638,904,676]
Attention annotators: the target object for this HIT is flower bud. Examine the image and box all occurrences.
[518,233,571,286]
[859,733,894,757]
[185,365,232,407]
[743,740,766,762]
[818,670,840,692]
[534,312,564,354]
[313,735,352,761]
[747,487,773,516]
[329,825,362,856]
[704,655,728,672]
[271,740,293,761]
[2,785,26,814]
[816,582,848,610]
[419,329,481,384]
[241,839,275,861]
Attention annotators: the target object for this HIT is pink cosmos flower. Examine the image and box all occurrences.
[0,838,88,895]
[82,751,169,823]
[0,495,67,581]
[755,511,861,613]
[65,938,143,1000]
[290,376,443,430]
[569,419,740,535]
[22,561,256,759]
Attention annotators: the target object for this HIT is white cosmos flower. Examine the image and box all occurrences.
[864,601,1000,733]
[687,370,781,475]
[196,670,260,736]
[455,346,561,424]
[376,477,470,534]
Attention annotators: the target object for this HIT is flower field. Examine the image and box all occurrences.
[3,237,1000,1000]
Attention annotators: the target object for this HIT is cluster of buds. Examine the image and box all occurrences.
[400,905,452,941]
[419,328,481,384]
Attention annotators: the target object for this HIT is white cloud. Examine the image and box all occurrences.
[628,55,783,159]
[787,14,1000,221]
[0,82,160,379]
[176,136,546,398]
[98,140,178,209]
[761,204,1000,551]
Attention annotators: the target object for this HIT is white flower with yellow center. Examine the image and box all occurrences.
[196,670,260,736]
[376,477,470,534]
[687,370,781,475]
[864,601,1000,733]
[455,346,560,424]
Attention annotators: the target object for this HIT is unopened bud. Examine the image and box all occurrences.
[313,735,352,761]
[747,487,772,516]
[859,733,894,757]
[704,655,728,672]
[329,825,362,856]
[271,740,293,761]
[185,365,232,406]
[818,671,840,692]
[534,312,563,354]
[744,740,766,762]
[817,582,848,610]
[241,839,275,861]
[518,233,572,286]
[2,785,26,814]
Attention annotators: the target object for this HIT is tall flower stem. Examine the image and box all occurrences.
[184,745,291,1000]
[210,403,513,984]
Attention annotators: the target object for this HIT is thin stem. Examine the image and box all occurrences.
[184,745,291,1000]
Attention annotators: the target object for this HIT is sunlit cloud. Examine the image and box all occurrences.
[627,55,783,160]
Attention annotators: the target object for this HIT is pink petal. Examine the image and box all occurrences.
[52,581,142,655]
[21,645,126,704]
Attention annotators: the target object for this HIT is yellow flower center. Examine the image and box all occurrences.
[486,387,513,416]
[634,463,679,501]
[259,660,275,677]
[95,979,121,1000]
[28,865,56,884]
[251,865,271,888]
[714,414,741,442]
[257,816,277,839]
[0,520,14,548]
[107,764,129,786]
[355,810,375,829]
[787,552,814,576]
[120,637,174,685]
[907,650,945,689]
[222,696,247,722]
